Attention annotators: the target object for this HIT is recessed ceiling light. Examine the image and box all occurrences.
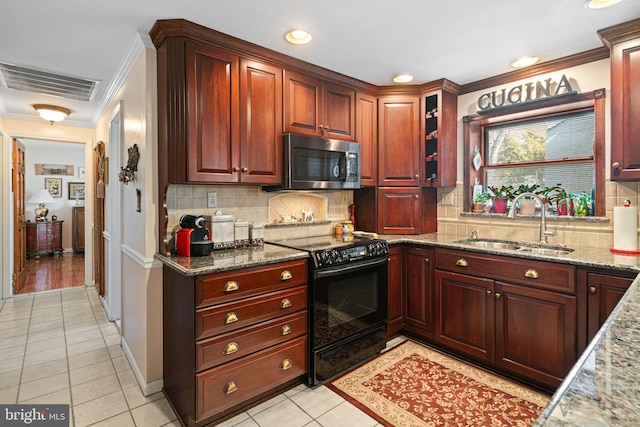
[510,56,541,68]
[584,0,623,9]
[285,30,312,45]
[393,74,414,83]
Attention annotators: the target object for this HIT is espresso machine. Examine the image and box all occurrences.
[176,215,212,257]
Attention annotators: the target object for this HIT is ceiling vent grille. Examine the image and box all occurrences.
[0,62,99,102]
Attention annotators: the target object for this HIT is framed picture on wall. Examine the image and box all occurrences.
[45,178,62,198]
[69,182,85,200]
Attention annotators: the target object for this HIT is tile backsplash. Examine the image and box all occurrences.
[165,185,353,243]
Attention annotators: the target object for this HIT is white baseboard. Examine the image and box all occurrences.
[121,336,164,396]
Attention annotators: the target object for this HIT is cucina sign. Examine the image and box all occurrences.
[477,74,576,112]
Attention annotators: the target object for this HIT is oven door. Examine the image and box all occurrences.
[311,256,388,350]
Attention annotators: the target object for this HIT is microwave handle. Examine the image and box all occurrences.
[343,152,350,181]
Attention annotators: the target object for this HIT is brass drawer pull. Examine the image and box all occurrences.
[223,281,239,293]
[280,359,293,371]
[223,312,239,324]
[524,269,539,279]
[280,298,292,309]
[223,381,238,394]
[456,258,468,268]
[280,270,293,281]
[281,325,292,336]
[223,342,239,355]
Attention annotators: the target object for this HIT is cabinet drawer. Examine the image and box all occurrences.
[436,249,575,293]
[196,310,308,371]
[196,285,308,339]
[196,335,307,420]
[196,259,307,308]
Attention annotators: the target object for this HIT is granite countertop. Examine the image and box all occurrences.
[155,244,308,276]
[155,232,640,424]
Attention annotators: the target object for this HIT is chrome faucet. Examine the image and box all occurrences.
[507,192,557,244]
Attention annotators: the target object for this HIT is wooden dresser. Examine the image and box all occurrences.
[72,206,85,253]
[163,258,308,426]
[26,220,64,259]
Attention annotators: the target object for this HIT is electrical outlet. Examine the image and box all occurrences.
[207,192,218,208]
[442,192,454,206]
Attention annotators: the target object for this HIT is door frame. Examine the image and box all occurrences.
[0,129,93,299]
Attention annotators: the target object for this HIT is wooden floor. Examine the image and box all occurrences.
[18,253,85,294]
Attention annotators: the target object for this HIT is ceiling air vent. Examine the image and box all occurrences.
[0,62,99,102]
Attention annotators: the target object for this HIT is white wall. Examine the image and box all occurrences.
[22,139,85,251]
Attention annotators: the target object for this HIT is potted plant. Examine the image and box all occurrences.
[539,184,572,215]
[514,183,540,215]
[472,192,491,213]
[488,185,514,214]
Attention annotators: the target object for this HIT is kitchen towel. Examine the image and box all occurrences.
[613,205,638,251]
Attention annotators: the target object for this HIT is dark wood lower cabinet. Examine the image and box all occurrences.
[386,246,404,335]
[577,268,635,353]
[163,259,308,427]
[404,247,434,335]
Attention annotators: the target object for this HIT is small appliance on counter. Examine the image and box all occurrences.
[176,214,212,257]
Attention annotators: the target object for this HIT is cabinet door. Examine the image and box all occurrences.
[495,281,576,388]
[435,269,494,362]
[239,59,283,184]
[386,246,404,335]
[378,96,420,186]
[283,70,321,137]
[603,30,640,180]
[50,221,63,251]
[404,247,434,335]
[356,92,377,186]
[377,187,421,234]
[586,273,633,344]
[186,41,240,183]
[323,81,355,141]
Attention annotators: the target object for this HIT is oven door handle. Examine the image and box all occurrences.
[314,257,388,279]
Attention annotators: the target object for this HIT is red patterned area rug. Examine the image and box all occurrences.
[327,340,550,427]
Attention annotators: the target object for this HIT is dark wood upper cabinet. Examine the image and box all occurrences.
[377,187,421,234]
[355,92,377,186]
[284,70,355,141]
[599,18,640,181]
[378,96,421,186]
[239,59,283,185]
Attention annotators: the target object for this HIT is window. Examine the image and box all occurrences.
[463,89,605,216]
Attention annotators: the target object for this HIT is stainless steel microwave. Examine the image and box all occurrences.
[273,133,360,190]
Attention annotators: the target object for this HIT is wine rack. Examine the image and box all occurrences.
[424,94,439,185]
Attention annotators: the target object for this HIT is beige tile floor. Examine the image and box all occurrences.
[0,286,398,427]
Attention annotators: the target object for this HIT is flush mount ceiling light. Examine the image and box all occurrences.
[33,104,71,124]
[393,74,414,83]
[285,30,312,45]
[584,0,623,9]
[509,56,541,68]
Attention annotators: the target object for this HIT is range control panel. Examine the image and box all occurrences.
[313,240,389,268]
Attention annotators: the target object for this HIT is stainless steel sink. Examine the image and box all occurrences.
[455,239,521,250]
[516,246,574,256]
[455,238,574,256]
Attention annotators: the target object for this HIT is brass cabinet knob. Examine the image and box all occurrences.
[280,298,292,309]
[486,290,492,296]
[241,167,248,172]
[324,125,329,130]
[280,325,292,336]
[612,162,620,169]
[318,124,324,129]
[455,258,468,268]
[524,269,539,279]
[495,292,502,299]
[223,381,238,394]
[589,286,597,294]
[223,281,239,293]
[233,166,240,172]
[425,258,430,264]
[280,359,293,371]
[280,270,292,281]
[414,194,419,199]
[223,312,239,324]
[223,342,239,355]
